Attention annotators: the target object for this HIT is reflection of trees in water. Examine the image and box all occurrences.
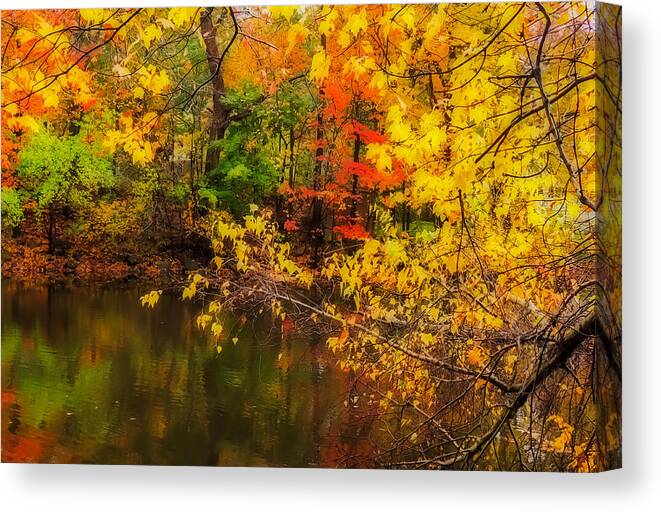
[1,284,366,466]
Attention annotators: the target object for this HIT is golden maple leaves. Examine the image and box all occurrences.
[309,51,332,82]
[102,112,160,166]
[113,3,614,470]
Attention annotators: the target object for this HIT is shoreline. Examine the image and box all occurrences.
[1,241,189,289]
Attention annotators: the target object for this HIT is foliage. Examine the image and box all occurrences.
[16,130,114,213]
[204,84,279,215]
[2,3,621,471]
[1,187,24,229]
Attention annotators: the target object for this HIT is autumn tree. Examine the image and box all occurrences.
[165,3,621,471]
[2,3,621,471]
[16,129,114,253]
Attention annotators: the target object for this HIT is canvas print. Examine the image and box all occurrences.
[1,2,621,471]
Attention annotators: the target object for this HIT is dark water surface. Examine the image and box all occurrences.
[1,281,368,466]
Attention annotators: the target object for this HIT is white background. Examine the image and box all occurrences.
[1,0,659,510]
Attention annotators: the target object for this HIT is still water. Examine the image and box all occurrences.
[1,281,370,466]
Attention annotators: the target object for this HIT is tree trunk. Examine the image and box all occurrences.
[288,127,296,188]
[308,35,326,267]
[309,110,325,267]
[401,180,410,232]
[46,205,55,255]
[350,133,361,221]
[201,7,236,174]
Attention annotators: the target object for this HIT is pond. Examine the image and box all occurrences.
[1,281,372,467]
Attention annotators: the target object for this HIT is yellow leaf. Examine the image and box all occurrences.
[470,105,489,125]
[309,51,331,82]
[197,314,212,329]
[42,87,60,108]
[139,66,170,94]
[420,332,434,344]
[319,15,336,37]
[270,6,298,21]
[80,9,107,24]
[365,143,392,172]
[286,24,309,53]
[346,10,368,36]
[139,290,162,308]
[168,7,197,27]
[388,118,412,143]
[141,24,162,48]
[211,322,223,337]
[399,7,416,29]
[102,130,123,153]
[182,282,196,300]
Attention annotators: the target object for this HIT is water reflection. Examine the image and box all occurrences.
[1,281,369,466]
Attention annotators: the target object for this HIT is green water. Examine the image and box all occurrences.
[1,281,369,466]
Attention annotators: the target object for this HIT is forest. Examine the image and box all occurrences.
[1,3,621,471]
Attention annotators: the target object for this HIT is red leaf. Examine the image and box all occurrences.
[333,223,370,240]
